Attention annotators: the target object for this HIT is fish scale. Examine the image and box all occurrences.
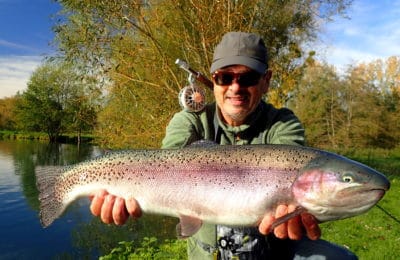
[36,143,389,238]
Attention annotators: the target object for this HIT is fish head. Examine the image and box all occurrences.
[292,153,390,222]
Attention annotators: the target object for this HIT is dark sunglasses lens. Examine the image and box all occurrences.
[238,71,261,86]
[213,71,261,86]
[215,73,234,85]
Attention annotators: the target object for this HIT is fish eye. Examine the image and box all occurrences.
[342,174,353,183]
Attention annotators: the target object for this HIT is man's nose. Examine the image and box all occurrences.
[229,81,242,92]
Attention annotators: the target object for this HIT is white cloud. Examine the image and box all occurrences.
[0,39,39,52]
[0,55,43,98]
[315,0,400,70]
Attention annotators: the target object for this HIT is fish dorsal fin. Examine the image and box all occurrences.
[176,215,203,239]
[187,140,218,148]
[269,206,307,231]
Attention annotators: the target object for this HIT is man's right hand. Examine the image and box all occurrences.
[89,189,142,225]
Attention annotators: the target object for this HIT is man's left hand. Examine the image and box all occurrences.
[258,204,321,240]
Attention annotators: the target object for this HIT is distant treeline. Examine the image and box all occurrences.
[290,58,400,150]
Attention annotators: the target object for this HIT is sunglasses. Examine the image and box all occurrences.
[212,70,262,87]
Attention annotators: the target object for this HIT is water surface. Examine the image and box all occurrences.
[0,140,176,259]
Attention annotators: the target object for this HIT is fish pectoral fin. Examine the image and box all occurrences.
[270,206,307,230]
[176,215,203,239]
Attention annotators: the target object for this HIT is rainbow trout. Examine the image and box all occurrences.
[36,143,390,237]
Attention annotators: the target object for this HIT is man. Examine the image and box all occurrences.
[90,32,357,259]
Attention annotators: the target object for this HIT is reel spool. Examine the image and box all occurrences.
[178,84,206,112]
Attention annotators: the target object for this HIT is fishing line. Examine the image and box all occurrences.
[376,204,400,225]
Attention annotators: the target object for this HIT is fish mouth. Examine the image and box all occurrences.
[310,188,388,222]
[344,187,386,199]
[369,188,387,200]
[324,187,386,212]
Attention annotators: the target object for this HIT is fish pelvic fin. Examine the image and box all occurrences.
[176,215,203,239]
[269,206,307,231]
[36,166,66,228]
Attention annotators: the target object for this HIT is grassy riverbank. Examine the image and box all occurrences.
[0,130,94,144]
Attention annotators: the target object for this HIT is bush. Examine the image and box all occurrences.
[100,237,187,260]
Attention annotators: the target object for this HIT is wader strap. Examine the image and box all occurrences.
[213,112,222,143]
[196,238,216,254]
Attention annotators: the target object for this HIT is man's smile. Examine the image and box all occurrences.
[225,95,249,106]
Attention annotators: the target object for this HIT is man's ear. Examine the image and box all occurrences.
[262,70,272,93]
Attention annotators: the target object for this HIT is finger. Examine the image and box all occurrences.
[100,194,116,224]
[126,197,142,218]
[301,213,321,240]
[287,205,302,240]
[90,190,108,216]
[112,197,129,225]
[258,214,275,235]
[274,205,288,239]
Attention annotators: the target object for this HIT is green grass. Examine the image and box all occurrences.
[100,237,187,260]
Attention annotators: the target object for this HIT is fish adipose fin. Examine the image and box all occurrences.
[176,215,203,239]
[269,206,307,231]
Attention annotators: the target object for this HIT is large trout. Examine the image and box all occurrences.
[36,143,390,237]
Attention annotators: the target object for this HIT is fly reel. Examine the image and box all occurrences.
[176,59,212,113]
[178,84,206,112]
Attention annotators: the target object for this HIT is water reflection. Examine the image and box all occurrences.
[0,140,177,259]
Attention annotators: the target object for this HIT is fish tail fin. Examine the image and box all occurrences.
[36,166,67,228]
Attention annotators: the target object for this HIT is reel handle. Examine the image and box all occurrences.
[175,59,213,89]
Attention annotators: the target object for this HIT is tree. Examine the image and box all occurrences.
[289,62,343,148]
[63,72,102,144]
[349,57,400,148]
[339,64,383,148]
[291,56,400,149]
[53,0,352,148]
[372,57,400,147]
[14,60,100,142]
[0,97,18,130]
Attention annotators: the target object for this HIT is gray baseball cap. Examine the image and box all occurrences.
[210,32,268,74]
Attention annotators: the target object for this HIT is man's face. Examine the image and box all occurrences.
[213,65,272,126]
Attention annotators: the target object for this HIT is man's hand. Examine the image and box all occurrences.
[258,204,321,241]
[89,189,142,225]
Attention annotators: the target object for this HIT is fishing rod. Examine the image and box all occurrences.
[175,59,213,112]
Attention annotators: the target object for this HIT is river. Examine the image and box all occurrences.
[0,140,176,259]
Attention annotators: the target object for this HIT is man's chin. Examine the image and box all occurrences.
[225,110,249,122]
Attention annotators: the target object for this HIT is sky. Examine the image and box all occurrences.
[1,0,400,98]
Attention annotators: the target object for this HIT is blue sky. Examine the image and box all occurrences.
[1,0,400,98]
[0,0,60,98]
[315,0,400,70]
